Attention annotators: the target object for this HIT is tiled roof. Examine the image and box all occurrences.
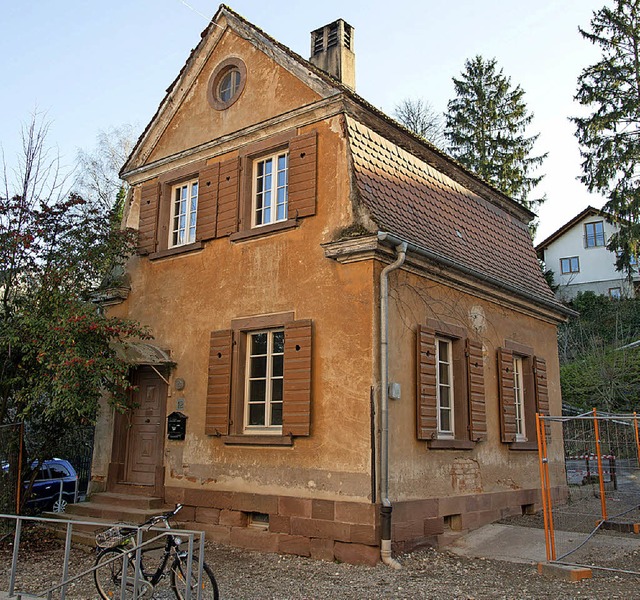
[346,117,561,307]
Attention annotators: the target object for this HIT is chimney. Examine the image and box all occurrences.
[309,19,355,90]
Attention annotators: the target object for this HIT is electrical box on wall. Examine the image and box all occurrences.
[388,382,401,400]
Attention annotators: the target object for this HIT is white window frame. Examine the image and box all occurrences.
[513,356,527,442]
[560,256,579,274]
[243,329,284,434]
[169,179,198,248]
[252,151,288,228]
[436,337,454,438]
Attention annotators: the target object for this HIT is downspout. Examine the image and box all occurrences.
[379,235,407,569]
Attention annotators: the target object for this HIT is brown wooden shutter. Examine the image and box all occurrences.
[216,157,239,237]
[498,347,517,443]
[283,319,312,436]
[533,356,550,438]
[196,162,220,241]
[416,325,437,440]
[288,131,317,219]
[205,330,233,436]
[466,339,487,441]
[138,182,159,254]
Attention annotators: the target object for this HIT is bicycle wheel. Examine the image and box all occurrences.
[170,558,219,600]
[94,547,136,599]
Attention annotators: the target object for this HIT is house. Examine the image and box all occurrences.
[536,206,640,300]
[88,5,571,565]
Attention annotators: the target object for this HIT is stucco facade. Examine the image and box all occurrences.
[90,6,570,564]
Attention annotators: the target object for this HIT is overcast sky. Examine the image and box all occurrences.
[0,0,608,242]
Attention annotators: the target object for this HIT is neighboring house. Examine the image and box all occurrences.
[536,206,640,300]
[89,6,571,565]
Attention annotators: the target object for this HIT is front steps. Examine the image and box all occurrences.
[44,492,166,547]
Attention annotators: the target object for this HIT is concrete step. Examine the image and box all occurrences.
[88,492,164,511]
[64,501,163,524]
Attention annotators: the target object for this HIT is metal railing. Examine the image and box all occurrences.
[1,513,207,600]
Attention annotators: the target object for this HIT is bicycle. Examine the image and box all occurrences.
[93,503,219,599]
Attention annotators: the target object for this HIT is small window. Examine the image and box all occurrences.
[436,337,454,438]
[609,287,622,299]
[244,329,285,433]
[252,152,288,227]
[560,256,580,274]
[584,221,605,248]
[513,356,527,442]
[208,58,247,110]
[169,180,198,248]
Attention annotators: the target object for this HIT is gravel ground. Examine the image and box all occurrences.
[1,525,640,599]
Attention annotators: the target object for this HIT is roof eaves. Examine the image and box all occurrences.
[377,232,576,320]
[535,206,603,251]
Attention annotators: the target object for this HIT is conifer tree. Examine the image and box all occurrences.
[573,0,640,274]
[445,56,547,215]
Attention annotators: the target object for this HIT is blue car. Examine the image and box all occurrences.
[23,458,79,513]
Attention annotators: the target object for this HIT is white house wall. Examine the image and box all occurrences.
[543,216,637,299]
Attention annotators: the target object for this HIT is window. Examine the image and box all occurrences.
[512,356,526,442]
[169,180,198,248]
[416,322,486,448]
[244,329,284,433]
[609,287,622,299]
[253,152,288,227]
[584,221,605,247]
[218,69,241,103]
[205,315,313,444]
[436,338,454,438]
[498,344,549,449]
[207,58,247,110]
[560,257,579,274]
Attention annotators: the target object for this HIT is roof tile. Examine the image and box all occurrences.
[345,117,559,306]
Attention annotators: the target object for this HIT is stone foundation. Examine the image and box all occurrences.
[162,485,566,564]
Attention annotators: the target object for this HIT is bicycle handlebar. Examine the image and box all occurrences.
[143,503,183,527]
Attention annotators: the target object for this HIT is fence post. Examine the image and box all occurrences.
[592,408,608,522]
[16,422,24,515]
[536,413,555,561]
[634,412,640,469]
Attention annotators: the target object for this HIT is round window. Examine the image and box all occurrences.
[208,58,247,110]
[218,69,241,103]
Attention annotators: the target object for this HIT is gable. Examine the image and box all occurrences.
[124,7,339,176]
[145,28,323,165]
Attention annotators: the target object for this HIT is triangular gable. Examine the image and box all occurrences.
[122,5,340,176]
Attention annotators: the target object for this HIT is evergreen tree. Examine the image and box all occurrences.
[573,1,640,274]
[445,56,547,214]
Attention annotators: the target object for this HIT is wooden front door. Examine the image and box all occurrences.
[124,367,167,486]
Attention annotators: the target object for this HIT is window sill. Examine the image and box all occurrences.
[427,439,475,450]
[230,219,298,242]
[149,241,204,261]
[508,441,538,451]
[222,434,293,447]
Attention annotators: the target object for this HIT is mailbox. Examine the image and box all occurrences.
[167,411,188,440]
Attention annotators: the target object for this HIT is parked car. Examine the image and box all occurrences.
[2,458,79,513]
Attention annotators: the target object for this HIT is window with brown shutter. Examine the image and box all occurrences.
[416,321,484,449]
[138,181,160,254]
[206,313,313,446]
[499,342,543,450]
[230,129,318,242]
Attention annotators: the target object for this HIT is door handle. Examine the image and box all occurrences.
[145,418,151,423]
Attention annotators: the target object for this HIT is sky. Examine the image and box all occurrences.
[0,0,609,243]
